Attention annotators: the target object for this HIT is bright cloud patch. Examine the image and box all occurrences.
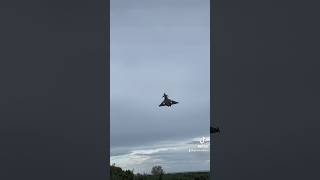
[110,136,210,174]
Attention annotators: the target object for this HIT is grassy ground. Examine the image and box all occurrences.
[139,172,209,180]
[110,164,209,180]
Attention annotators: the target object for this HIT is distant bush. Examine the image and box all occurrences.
[110,164,134,180]
[151,165,164,176]
[134,173,144,180]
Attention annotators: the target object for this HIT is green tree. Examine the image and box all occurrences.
[151,165,164,180]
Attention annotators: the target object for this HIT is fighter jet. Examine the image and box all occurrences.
[210,126,220,134]
[159,93,178,107]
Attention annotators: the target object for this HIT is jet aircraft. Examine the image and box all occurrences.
[211,126,220,134]
[159,93,178,107]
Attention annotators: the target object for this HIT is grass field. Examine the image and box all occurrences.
[110,164,209,180]
[138,172,209,180]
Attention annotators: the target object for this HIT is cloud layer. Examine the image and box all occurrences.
[111,136,210,174]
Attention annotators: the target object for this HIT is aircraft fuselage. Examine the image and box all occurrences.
[159,93,178,107]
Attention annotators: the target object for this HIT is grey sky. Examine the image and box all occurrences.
[110,0,210,173]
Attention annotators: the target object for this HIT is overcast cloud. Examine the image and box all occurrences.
[110,0,210,173]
